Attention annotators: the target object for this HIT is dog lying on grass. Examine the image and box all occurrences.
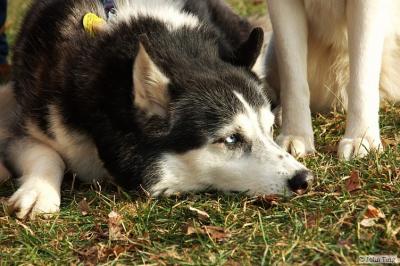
[0,0,312,219]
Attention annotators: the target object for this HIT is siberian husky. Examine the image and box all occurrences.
[265,0,400,160]
[0,0,312,218]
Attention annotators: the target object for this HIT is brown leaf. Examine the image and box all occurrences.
[360,218,376,227]
[345,170,361,192]
[188,207,210,221]
[78,198,90,216]
[305,213,318,228]
[255,195,280,207]
[183,224,231,242]
[108,211,124,241]
[183,223,198,235]
[224,259,241,266]
[365,205,385,219]
[360,205,385,227]
[382,138,398,147]
[203,226,232,241]
[76,244,137,264]
[76,246,99,266]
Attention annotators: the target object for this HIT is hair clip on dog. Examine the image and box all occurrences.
[83,13,106,36]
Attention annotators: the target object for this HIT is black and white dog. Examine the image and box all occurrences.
[1,0,312,219]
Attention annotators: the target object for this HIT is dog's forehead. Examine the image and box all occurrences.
[230,90,274,133]
[194,75,267,111]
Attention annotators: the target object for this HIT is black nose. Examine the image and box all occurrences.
[288,170,312,193]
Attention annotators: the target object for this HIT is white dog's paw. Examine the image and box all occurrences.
[276,134,315,157]
[8,181,60,219]
[338,135,383,160]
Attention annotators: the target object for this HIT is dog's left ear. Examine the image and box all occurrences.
[133,36,170,118]
[232,27,264,69]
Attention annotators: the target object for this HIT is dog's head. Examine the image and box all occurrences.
[130,28,313,196]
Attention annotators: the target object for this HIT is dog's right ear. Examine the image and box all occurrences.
[232,27,264,69]
[133,36,170,118]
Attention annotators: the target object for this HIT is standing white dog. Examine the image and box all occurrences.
[265,0,400,160]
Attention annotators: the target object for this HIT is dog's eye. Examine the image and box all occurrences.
[224,134,243,146]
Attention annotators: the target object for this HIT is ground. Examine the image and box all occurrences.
[1,1,399,265]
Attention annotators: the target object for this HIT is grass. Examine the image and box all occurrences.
[1,0,399,265]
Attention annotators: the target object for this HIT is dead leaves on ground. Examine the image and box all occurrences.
[78,198,90,216]
[108,211,125,241]
[304,212,319,229]
[250,195,280,209]
[345,170,362,193]
[188,206,210,221]
[185,206,233,242]
[359,205,385,228]
[76,243,137,265]
[183,223,231,242]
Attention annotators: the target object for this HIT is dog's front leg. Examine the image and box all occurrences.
[267,0,315,157]
[338,0,387,160]
[7,138,65,219]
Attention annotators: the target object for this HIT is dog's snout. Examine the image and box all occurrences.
[288,170,313,194]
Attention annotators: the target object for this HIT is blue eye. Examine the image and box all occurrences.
[225,135,237,144]
[224,134,243,145]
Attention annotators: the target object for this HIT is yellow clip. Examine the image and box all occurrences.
[83,13,106,36]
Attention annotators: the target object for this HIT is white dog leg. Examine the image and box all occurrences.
[7,138,65,219]
[267,0,315,157]
[338,0,387,160]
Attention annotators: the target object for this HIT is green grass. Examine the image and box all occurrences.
[1,1,400,265]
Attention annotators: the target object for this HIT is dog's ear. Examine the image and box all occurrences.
[133,36,170,118]
[232,27,264,69]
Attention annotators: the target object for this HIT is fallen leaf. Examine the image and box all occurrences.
[345,170,361,192]
[76,246,99,266]
[360,218,376,227]
[305,213,318,228]
[360,205,385,227]
[183,224,231,242]
[76,244,137,265]
[78,198,90,216]
[189,207,210,221]
[382,138,398,147]
[203,226,232,241]
[108,211,124,241]
[365,205,385,219]
[183,223,197,235]
[254,195,280,208]
[224,259,241,266]
[321,144,337,154]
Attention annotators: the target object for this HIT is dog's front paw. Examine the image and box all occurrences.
[276,134,315,157]
[338,135,383,160]
[8,180,61,219]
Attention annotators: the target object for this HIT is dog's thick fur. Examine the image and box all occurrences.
[265,0,400,159]
[1,0,311,218]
